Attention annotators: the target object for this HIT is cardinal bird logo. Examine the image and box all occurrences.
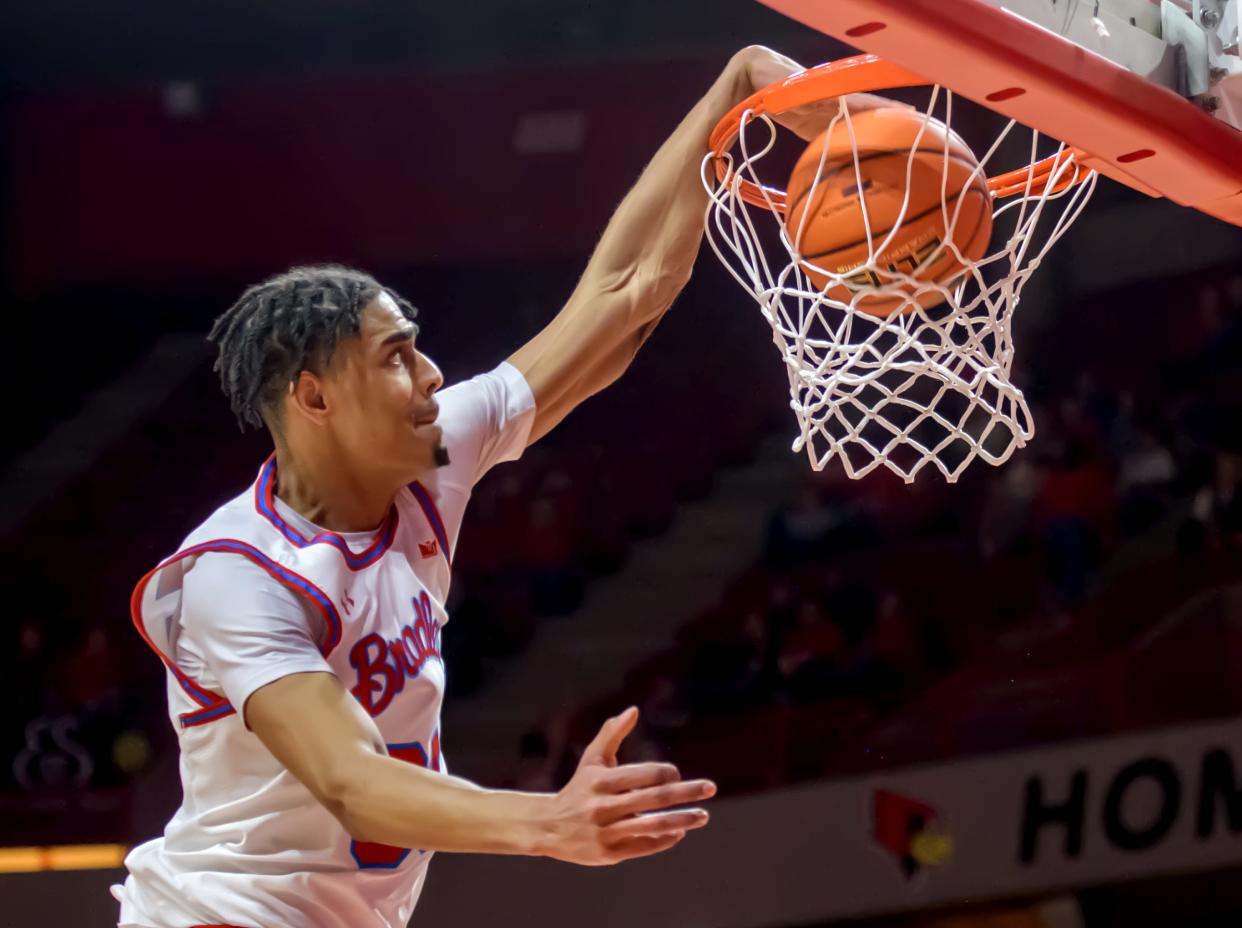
[871,788,954,879]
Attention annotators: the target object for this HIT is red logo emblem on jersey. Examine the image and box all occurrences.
[418,539,439,559]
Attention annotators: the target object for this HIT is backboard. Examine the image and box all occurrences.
[758,0,1242,227]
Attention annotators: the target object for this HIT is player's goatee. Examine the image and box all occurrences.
[433,446,451,468]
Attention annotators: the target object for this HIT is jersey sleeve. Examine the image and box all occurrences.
[434,361,536,491]
[176,552,333,719]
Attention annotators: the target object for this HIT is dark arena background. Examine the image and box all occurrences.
[3,1,1242,926]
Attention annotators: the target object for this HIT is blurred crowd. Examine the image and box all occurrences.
[3,266,1241,839]
[503,270,1242,793]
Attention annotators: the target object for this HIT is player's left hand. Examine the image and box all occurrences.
[732,45,908,142]
[538,706,716,866]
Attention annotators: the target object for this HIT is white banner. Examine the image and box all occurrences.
[417,716,1242,927]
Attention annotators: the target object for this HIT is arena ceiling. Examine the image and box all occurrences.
[0,0,831,93]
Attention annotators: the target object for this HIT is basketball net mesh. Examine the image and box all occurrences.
[702,89,1097,482]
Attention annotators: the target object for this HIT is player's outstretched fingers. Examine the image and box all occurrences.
[609,830,688,862]
[601,762,681,793]
[612,779,716,819]
[579,707,638,768]
[603,808,710,844]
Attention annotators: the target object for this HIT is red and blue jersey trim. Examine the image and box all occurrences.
[349,736,439,868]
[131,538,345,728]
[181,701,238,728]
[254,454,398,570]
[407,481,451,569]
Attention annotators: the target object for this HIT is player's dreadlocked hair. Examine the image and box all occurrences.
[207,265,419,434]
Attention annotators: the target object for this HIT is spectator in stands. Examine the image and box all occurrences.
[1170,280,1228,364]
[852,590,924,694]
[684,610,769,716]
[1034,433,1114,606]
[640,672,692,740]
[976,456,1039,559]
[523,493,582,615]
[13,618,48,704]
[1070,372,1117,444]
[818,569,876,648]
[60,624,121,712]
[777,598,847,703]
[1106,391,1140,461]
[626,436,677,537]
[1205,449,1242,541]
[761,579,798,664]
[510,731,557,792]
[448,575,533,661]
[579,443,629,572]
[764,481,845,566]
[1115,427,1176,532]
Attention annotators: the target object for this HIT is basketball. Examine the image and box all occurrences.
[784,106,994,317]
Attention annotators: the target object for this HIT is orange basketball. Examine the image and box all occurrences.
[784,107,993,317]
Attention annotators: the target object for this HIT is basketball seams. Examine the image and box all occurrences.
[782,108,995,317]
[799,170,990,259]
[785,145,979,223]
[812,184,992,316]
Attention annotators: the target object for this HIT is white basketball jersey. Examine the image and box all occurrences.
[114,362,535,928]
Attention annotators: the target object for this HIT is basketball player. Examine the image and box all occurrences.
[115,46,881,927]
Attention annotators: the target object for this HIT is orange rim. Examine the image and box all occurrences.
[709,54,1093,213]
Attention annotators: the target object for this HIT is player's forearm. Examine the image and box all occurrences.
[578,52,753,309]
[509,49,786,442]
[520,55,753,417]
[332,752,555,855]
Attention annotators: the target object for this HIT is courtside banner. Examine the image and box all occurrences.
[421,716,1242,927]
[814,714,1242,917]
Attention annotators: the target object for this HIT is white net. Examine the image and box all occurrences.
[702,87,1097,482]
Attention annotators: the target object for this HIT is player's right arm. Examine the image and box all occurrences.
[245,674,715,865]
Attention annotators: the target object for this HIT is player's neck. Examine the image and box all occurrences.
[271,447,395,534]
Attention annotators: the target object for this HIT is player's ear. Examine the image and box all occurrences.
[288,370,330,423]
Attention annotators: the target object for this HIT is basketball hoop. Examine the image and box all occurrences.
[702,55,1098,482]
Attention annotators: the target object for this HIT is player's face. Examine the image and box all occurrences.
[327,293,445,480]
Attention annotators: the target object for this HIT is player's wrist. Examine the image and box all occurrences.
[724,47,761,105]
[505,790,561,858]
[729,45,802,103]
